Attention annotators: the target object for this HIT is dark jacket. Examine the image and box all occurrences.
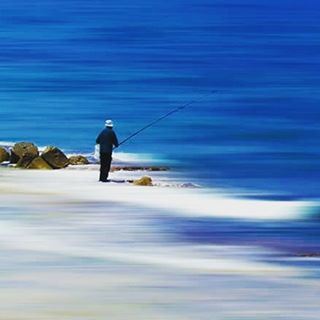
[96,128,119,153]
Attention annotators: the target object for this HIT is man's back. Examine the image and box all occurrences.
[96,128,119,153]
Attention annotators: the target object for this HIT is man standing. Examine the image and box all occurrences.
[96,120,119,182]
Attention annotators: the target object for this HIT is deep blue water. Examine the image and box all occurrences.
[1,0,320,198]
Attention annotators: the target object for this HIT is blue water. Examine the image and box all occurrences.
[1,0,320,198]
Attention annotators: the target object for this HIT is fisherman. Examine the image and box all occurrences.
[96,120,119,182]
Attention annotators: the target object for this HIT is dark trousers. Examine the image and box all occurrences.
[99,152,112,182]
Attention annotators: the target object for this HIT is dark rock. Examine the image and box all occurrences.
[41,146,69,169]
[10,152,20,164]
[68,155,89,165]
[112,166,169,172]
[133,176,153,186]
[16,153,36,168]
[27,157,53,170]
[0,147,10,163]
[11,142,39,164]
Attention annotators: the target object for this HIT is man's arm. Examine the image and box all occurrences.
[96,132,102,144]
[113,131,119,148]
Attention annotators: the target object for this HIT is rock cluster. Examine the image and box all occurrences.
[0,142,89,170]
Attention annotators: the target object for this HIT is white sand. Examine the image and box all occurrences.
[1,166,312,220]
[0,167,319,320]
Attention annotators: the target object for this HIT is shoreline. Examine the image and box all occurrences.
[0,166,313,220]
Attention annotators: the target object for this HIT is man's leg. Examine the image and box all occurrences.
[99,152,108,182]
[105,152,112,181]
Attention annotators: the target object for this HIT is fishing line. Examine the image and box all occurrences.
[117,90,217,147]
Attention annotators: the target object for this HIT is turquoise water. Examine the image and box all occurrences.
[1,0,320,197]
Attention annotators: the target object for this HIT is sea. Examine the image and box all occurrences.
[1,1,320,318]
[1,0,320,199]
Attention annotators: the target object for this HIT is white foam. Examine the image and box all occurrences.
[0,220,302,276]
[0,141,47,152]
[0,141,15,147]
[77,151,162,165]
[2,169,313,221]
[113,151,163,164]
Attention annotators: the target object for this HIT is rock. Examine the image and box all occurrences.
[112,166,169,172]
[133,176,153,186]
[41,146,69,169]
[11,142,39,164]
[27,157,53,170]
[0,147,10,163]
[10,152,20,164]
[16,153,36,168]
[68,155,89,165]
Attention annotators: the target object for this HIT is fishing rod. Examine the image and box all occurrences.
[117,90,217,147]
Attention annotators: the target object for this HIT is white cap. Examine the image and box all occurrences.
[105,119,113,127]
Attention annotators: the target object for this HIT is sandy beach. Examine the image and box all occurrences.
[1,166,320,320]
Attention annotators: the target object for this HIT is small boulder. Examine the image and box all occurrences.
[133,176,153,186]
[27,157,53,170]
[0,147,10,163]
[41,146,69,169]
[68,155,89,165]
[11,142,39,164]
[16,153,36,168]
